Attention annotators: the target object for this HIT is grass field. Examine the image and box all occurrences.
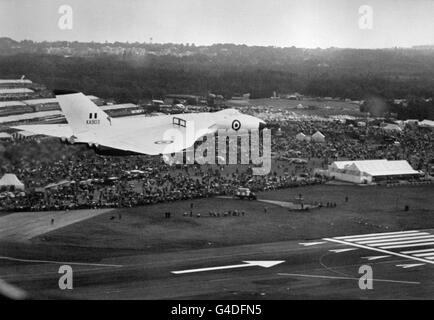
[29,184,434,259]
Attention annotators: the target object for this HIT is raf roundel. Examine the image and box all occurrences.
[232,120,241,131]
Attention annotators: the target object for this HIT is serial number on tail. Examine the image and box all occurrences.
[86,120,100,125]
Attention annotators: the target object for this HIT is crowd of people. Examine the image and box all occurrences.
[0,137,324,211]
[271,119,434,172]
[0,113,433,212]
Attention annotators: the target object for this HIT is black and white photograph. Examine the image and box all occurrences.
[0,0,434,307]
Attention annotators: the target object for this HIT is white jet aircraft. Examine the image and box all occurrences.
[12,90,266,156]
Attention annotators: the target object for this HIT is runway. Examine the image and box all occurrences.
[1,229,433,299]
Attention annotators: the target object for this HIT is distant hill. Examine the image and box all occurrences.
[412,45,434,50]
[1,38,434,113]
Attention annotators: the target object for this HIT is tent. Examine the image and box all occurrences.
[12,131,39,140]
[328,160,420,184]
[0,132,12,140]
[0,173,25,191]
[382,123,402,132]
[312,131,325,143]
[419,119,434,128]
[295,132,306,141]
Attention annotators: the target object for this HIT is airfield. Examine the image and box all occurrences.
[227,97,364,118]
[0,183,433,299]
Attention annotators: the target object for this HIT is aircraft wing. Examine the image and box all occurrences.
[11,124,73,139]
[11,94,263,156]
[90,114,218,155]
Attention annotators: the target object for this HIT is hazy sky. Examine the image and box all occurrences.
[1,0,434,48]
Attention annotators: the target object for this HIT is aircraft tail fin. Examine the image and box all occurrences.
[54,90,112,134]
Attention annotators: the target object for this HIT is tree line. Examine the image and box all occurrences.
[0,39,434,120]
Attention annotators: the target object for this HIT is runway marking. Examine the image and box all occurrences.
[171,260,285,275]
[323,238,434,265]
[402,248,434,254]
[299,241,326,246]
[380,242,434,249]
[0,279,28,300]
[362,255,391,261]
[277,273,420,285]
[368,237,434,247]
[396,264,426,269]
[329,248,358,253]
[325,230,434,265]
[342,232,429,242]
[334,230,420,240]
[413,252,434,257]
[358,234,433,244]
[0,256,123,268]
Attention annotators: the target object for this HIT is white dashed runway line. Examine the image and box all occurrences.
[324,230,434,265]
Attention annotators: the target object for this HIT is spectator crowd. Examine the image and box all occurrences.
[0,113,433,212]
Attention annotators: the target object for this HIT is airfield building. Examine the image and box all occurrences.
[164,94,200,105]
[0,96,102,118]
[0,101,34,116]
[231,93,250,101]
[419,120,434,129]
[0,132,12,140]
[327,159,421,184]
[0,78,33,89]
[0,88,34,100]
[100,103,145,117]
[11,130,41,140]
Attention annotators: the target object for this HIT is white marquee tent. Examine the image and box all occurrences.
[295,132,306,141]
[328,159,420,184]
[0,173,25,190]
[312,131,325,143]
